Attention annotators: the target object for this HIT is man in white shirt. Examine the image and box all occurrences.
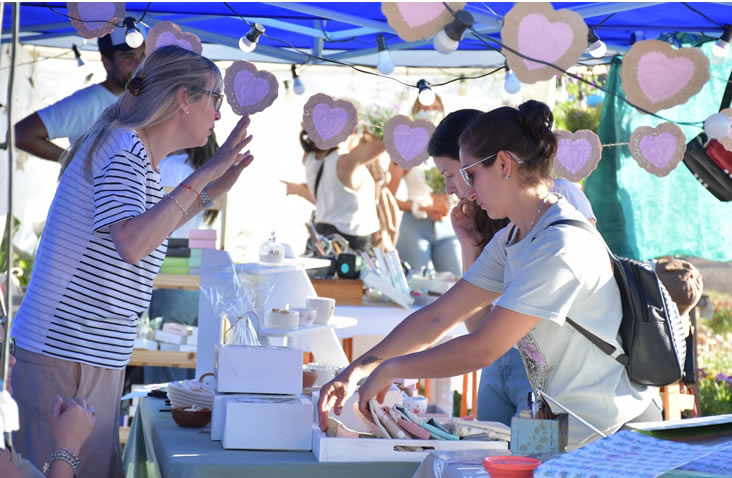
[15,29,144,162]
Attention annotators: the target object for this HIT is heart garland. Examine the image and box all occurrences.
[717,108,732,153]
[620,39,709,114]
[501,3,588,84]
[302,94,359,150]
[383,115,436,169]
[552,130,603,182]
[68,2,125,39]
[224,61,279,115]
[382,2,466,42]
[629,122,687,177]
[146,21,203,56]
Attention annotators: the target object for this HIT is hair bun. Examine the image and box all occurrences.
[518,100,557,160]
[126,76,144,96]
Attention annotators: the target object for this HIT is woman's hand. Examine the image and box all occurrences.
[280,180,307,198]
[200,114,254,184]
[356,361,395,421]
[451,198,482,246]
[317,367,361,432]
[50,396,95,455]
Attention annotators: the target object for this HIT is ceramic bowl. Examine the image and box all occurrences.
[171,406,212,428]
[482,456,542,478]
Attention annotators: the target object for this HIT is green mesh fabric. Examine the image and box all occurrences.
[584,42,732,261]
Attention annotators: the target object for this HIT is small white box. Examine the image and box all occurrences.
[185,334,198,346]
[215,344,302,395]
[161,323,193,336]
[211,393,251,441]
[222,395,313,450]
[133,338,158,350]
[154,329,186,345]
[159,343,180,352]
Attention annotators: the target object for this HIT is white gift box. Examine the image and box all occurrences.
[211,393,251,441]
[161,323,193,336]
[222,395,313,450]
[154,329,186,345]
[214,344,302,395]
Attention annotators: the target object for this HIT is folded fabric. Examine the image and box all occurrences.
[167,238,189,248]
[166,247,191,258]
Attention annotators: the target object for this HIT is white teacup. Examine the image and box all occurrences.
[306,296,335,324]
[402,395,428,415]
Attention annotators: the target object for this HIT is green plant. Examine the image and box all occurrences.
[698,372,732,416]
[708,300,732,335]
[424,167,446,194]
[362,104,398,140]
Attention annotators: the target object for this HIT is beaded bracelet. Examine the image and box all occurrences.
[42,447,80,476]
[166,193,188,216]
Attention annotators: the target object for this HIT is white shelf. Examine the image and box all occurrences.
[258,315,357,337]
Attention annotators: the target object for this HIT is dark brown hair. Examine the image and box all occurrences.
[458,100,557,185]
[299,129,337,156]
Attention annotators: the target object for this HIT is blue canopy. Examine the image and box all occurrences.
[4,2,732,66]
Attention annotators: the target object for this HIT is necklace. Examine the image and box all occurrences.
[136,128,154,166]
[523,193,551,239]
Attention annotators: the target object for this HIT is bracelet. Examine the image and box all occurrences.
[42,448,80,476]
[180,183,204,207]
[166,193,188,216]
[199,186,214,208]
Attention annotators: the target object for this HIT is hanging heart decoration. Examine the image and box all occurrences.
[381,2,466,42]
[224,61,278,115]
[146,21,203,56]
[629,122,687,177]
[717,108,732,153]
[552,130,603,182]
[383,115,436,169]
[68,2,125,39]
[501,3,587,84]
[303,94,359,150]
[620,40,709,114]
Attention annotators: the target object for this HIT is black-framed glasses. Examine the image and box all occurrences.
[1,337,16,357]
[196,87,224,112]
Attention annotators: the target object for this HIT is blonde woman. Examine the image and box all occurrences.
[11,46,254,477]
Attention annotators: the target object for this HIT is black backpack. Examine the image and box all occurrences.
[541,219,687,387]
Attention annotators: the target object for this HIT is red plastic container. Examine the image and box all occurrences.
[482,456,542,478]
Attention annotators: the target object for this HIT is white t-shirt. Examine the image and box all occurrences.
[463,198,654,448]
[158,153,205,239]
[552,178,596,221]
[13,129,166,369]
[36,83,118,145]
[304,149,379,236]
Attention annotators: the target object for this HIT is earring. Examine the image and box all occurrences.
[503,174,510,181]
[185,110,190,115]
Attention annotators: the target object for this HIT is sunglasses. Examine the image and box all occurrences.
[459,151,524,187]
[1,337,16,357]
[196,87,224,112]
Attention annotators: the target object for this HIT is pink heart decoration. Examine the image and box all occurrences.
[620,40,709,114]
[382,2,466,42]
[502,3,587,83]
[146,21,203,56]
[224,61,279,115]
[629,122,687,177]
[68,2,124,39]
[552,130,602,182]
[384,115,436,169]
[518,14,574,71]
[302,94,359,150]
[718,108,732,153]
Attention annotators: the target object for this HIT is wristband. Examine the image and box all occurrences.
[180,183,204,207]
[200,187,214,208]
[42,448,80,476]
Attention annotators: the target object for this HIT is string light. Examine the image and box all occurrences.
[239,23,265,53]
[457,76,467,96]
[417,79,436,106]
[376,34,395,75]
[433,9,474,54]
[71,44,84,67]
[587,30,607,58]
[704,113,731,139]
[123,17,144,48]
[291,65,305,95]
[711,24,732,65]
[504,64,521,94]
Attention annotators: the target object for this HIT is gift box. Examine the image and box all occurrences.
[211,392,251,441]
[214,344,302,395]
[510,413,568,455]
[222,395,313,450]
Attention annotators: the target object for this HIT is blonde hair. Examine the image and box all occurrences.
[60,45,222,178]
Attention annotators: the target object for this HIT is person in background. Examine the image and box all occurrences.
[282,129,384,253]
[0,322,95,478]
[430,109,597,425]
[15,30,145,162]
[11,46,254,477]
[388,95,462,276]
[318,100,659,449]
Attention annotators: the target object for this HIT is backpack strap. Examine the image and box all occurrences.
[536,219,629,367]
[313,161,325,200]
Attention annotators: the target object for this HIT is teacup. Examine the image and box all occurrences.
[402,395,428,415]
[306,296,335,324]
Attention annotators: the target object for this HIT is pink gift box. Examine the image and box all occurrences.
[189,239,217,249]
[189,229,217,240]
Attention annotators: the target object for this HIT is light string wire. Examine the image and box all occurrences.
[0,47,73,71]
[442,3,708,128]
[681,2,725,27]
[40,2,151,28]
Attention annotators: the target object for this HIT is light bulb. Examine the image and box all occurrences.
[711,25,732,65]
[704,113,731,139]
[239,23,265,53]
[417,79,436,106]
[589,39,607,58]
[376,34,394,75]
[123,17,144,48]
[293,76,305,95]
[433,30,459,54]
[504,69,521,94]
[457,78,467,96]
[433,10,473,55]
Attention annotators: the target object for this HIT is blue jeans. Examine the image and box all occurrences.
[477,348,533,425]
[396,212,461,276]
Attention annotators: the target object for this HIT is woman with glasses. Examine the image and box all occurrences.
[1,324,96,478]
[10,46,254,477]
[318,100,659,449]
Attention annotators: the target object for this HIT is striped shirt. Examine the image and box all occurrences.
[12,129,167,369]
